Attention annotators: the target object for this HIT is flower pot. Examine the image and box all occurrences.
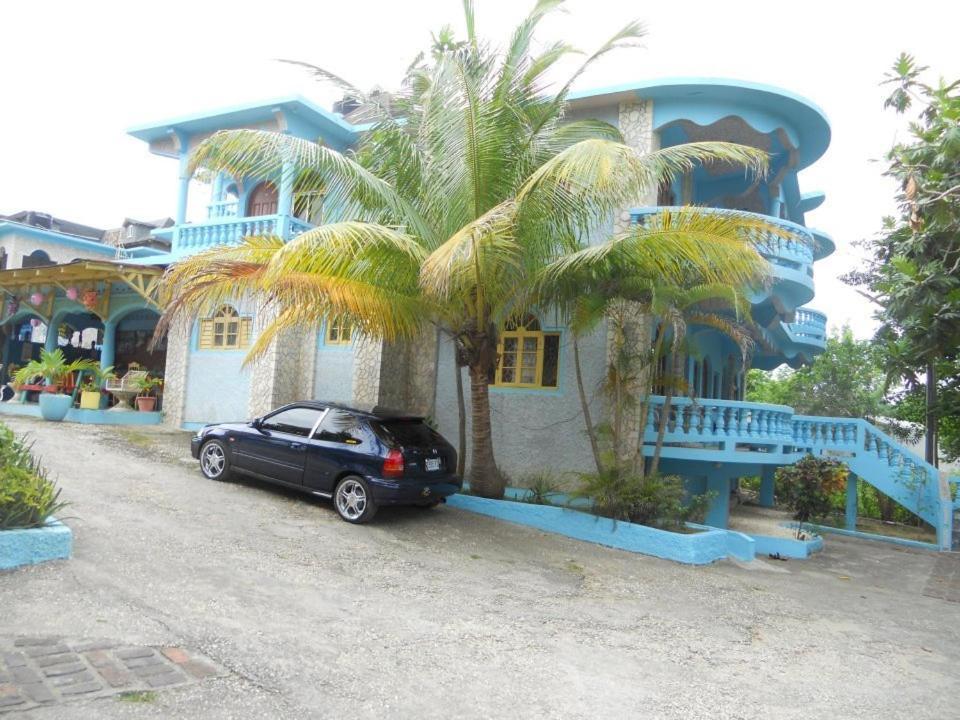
[79,390,101,410]
[39,393,73,422]
[135,396,157,412]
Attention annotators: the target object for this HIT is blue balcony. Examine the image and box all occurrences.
[783,307,827,350]
[153,207,313,256]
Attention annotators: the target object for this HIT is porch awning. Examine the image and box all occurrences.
[0,260,166,323]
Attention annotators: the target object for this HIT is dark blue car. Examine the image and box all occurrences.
[190,401,461,523]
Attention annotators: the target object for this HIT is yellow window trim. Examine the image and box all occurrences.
[495,330,560,389]
[325,316,353,346]
[198,306,252,351]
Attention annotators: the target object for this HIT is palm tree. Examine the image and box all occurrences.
[157,0,779,499]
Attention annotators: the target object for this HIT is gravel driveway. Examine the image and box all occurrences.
[1,416,958,719]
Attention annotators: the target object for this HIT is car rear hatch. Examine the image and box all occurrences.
[374,418,456,479]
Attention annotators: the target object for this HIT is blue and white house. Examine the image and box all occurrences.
[2,78,955,549]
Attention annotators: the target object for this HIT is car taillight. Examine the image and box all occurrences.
[383,448,405,478]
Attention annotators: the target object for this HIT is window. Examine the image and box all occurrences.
[325,316,353,345]
[316,408,364,445]
[261,407,324,437]
[495,315,560,389]
[198,305,252,350]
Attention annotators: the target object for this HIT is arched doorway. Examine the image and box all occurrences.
[246,182,278,216]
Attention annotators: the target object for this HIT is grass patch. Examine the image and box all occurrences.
[117,428,155,449]
[116,690,157,703]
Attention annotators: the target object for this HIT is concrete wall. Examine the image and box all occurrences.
[313,332,355,404]
[432,321,607,481]
[182,320,253,424]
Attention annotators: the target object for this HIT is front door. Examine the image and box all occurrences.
[246,182,278,216]
[236,406,323,485]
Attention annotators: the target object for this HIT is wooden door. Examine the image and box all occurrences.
[246,182,278,216]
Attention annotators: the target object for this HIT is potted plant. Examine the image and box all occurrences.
[79,364,115,410]
[133,374,162,412]
[13,349,97,421]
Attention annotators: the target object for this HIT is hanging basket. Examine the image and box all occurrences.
[66,286,79,301]
[30,291,45,306]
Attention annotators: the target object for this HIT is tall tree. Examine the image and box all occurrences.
[158,0,777,499]
[844,54,960,466]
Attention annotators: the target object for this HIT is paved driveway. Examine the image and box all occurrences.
[1,416,959,719]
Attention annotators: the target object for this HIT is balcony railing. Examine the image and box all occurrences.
[783,307,827,348]
[643,397,796,446]
[631,206,816,278]
[155,215,314,254]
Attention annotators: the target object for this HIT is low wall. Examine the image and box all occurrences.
[751,532,824,559]
[0,403,161,425]
[447,495,755,565]
[0,518,72,571]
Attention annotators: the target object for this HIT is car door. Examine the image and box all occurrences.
[237,406,325,486]
[303,408,370,493]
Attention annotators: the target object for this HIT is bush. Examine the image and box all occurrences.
[519,471,562,505]
[572,471,712,530]
[776,455,847,537]
[0,422,66,530]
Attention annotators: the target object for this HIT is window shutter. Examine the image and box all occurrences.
[239,318,252,348]
[198,319,215,350]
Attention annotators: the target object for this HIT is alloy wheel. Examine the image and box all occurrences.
[201,442,225,479]
[336,478,368,521]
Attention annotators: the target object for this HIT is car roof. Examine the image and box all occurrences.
[281,400,425,422]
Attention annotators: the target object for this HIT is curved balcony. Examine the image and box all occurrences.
[642,396,796,449]
[631,207,816,308]
[783,307,827,350]
[154,215,313,255]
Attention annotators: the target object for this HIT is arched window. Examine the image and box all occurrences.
[495,314,560,389]
[246,182,278,217]
[22,250,52,268]
[198,305,251,350]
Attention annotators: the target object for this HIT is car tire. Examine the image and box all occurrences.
[334,475,378,524]
[199,439,232,481]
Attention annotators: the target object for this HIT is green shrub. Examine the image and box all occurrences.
[519,471,562,505]
[0,422,66,529]
[776,455,847,537]
[571,471,712,530]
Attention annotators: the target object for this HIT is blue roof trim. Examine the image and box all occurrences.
[0,222,115,256]
[569,77,831,169]
[127,95,359,148]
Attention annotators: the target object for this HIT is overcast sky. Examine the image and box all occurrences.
[2,0,958,339]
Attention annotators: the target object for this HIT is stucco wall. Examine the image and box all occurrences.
[182,323,253,424]
[314,335,355,404]
[432,323,607,480]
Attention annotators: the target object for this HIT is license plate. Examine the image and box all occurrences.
[425,457,441,472]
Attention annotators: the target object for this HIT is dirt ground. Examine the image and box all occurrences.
[2,416,959,719]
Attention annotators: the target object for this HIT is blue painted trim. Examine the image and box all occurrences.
[0,403,161,425]
[0,517,72,571]
[317,322,355,350]
[0,222,115,256]
[794,522,940,551]
[750,532,824,559]
[447,494,755,564]
[181,421,207,432]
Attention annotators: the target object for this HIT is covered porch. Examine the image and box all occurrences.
[0,260,167,425]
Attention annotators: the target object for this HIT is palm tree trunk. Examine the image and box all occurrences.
[573,337,603,473]
[455,361,466,477]
[650,350,683,477]
[467,365,504,498]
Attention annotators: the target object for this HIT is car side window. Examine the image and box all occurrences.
[260,407,324,438]
[316,409,364,445]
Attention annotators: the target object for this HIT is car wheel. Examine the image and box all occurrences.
[334,475,378,524]
[200,440,231,481]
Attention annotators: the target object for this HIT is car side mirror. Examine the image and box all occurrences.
[249,417,262,430]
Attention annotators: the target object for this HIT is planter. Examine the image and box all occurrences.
[0,517,72,570]
[38,393,73,421]
[79,390,101,410]
[135,396,157,412]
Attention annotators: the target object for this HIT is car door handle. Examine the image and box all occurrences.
[289,442,305,452]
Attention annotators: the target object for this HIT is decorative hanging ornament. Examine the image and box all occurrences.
[81,289,98,310]
[5,297,18,316]
[30,292,44,306]
[66,286,79,301]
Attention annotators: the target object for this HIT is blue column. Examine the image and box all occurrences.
[100,321,117,370]
[705,474,730,528]
[759,466,776,508]
[175,133,191,225]
[277,159,294,238]
[845,473,858,531]
[44,322,59,352]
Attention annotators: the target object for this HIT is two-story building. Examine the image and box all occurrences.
[1,78,954,548]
